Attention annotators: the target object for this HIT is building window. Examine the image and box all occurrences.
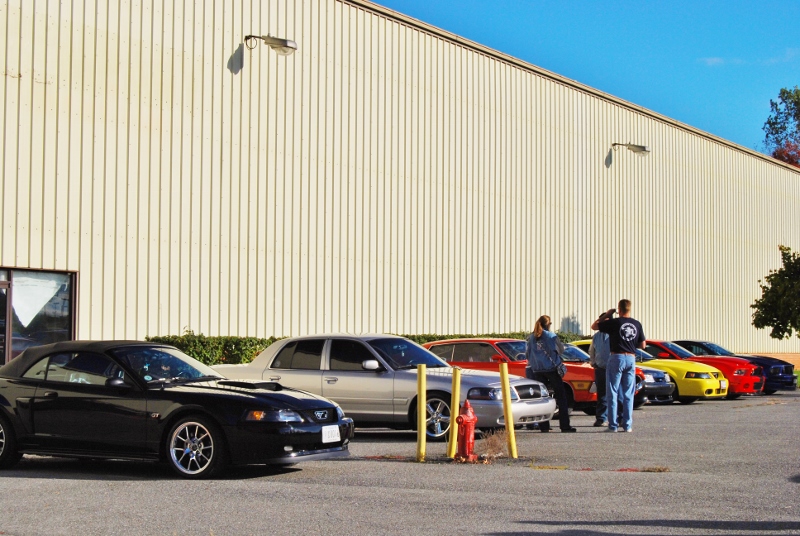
[0,269,76,364]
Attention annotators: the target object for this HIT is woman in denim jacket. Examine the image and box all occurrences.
[525,315,576,433]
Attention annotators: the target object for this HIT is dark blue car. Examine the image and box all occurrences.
[673,340,796,395]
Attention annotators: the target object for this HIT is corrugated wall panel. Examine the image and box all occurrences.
[1,0,799,355]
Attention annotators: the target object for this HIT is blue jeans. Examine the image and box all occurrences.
[606,353,636,431]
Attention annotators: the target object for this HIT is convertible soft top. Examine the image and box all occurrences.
[0,340,176,378]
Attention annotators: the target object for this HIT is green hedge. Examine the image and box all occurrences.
[146,329,588,366]
[146,330,278,366]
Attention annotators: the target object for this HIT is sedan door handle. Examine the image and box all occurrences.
[324,377,338,384]
[268,376,281,381]
[43,391,59,399]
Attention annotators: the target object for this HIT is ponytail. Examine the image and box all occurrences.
[533,315,551,339]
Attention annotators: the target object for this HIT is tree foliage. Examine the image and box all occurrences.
[763,86,800,168]
[751,246,800,339]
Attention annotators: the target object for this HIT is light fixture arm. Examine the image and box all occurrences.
[612,142,650,154]
[244,34,298,55]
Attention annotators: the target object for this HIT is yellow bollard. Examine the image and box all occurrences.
[446,367,461,459]
[416,364,427,462]
[499,363,518,459]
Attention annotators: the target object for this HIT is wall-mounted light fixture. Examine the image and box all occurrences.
[244,34,298,55]
[612,143,651,154]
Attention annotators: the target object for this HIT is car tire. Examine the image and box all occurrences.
[414,391,452,442]
[668,377,679,404]
[166,416,227,479]
[726,392,742,400]
[678,397,698,404]
[764,389,777,395]
[0,414,22,470]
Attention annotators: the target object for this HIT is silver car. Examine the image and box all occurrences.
[214,334,556,440]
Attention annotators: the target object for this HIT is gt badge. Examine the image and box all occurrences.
[314,410,328,420]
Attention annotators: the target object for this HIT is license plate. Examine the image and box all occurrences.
[322,425,341,443]
[720,380,728,389]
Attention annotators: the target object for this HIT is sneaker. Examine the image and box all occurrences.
[593,419,607,427]
[624,428,633,433]
[561,427,577,433]
[605,428,618,433]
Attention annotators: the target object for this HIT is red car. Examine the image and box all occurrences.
[423,338,599,412]
[644,340,763,399]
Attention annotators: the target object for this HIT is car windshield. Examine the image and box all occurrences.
[367,338,449,369]
[661,341,695,359]
[562,345,589,363]
[110,346,224,384]
[496,341,527,361]
[702,342,732,356]
[635,349,654,362]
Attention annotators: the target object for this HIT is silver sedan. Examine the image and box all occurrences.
[214,334,556,440]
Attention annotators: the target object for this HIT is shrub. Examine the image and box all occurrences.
[146,330,276,366]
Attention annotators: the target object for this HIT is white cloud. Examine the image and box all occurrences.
[699,57,725,66]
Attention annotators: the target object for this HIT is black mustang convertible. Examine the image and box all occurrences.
[0,341,354,478]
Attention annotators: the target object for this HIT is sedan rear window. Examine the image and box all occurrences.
[272,340,324,370]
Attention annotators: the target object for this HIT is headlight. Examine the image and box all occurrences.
[467,387,517,401]
[733,369,745,376]
[644,374,655,382]
[336,406,345,419]
[245,409,303,422]
[540,385,549,397]
[685,372,712,379]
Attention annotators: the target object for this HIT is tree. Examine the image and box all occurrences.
[762,86,800,168]
[751,245,800,339]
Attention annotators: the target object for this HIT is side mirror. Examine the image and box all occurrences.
[657,352,670,359]
[362,359,383,371]
[490,354,503,362]
[106,377,132,389]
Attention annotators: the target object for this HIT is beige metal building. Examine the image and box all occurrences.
[1,0,799,364]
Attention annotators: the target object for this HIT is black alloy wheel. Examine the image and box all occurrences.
[166,416,226,479]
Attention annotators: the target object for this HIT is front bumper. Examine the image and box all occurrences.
[680,378,728,399]
[764,375,798,391]
[728,376,764,395]
[226,418,355,465]
[471,397,556,427]
[643,381,675,399]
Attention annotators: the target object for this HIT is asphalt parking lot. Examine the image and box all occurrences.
[1,392,799,536]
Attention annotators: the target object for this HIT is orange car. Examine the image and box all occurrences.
[423,338,598,413]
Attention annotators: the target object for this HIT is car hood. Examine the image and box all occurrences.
[639,359,723,374]
[150,379,336,409]
[687,356,755,370]
[638,365,667,377]
[732,354,791,368]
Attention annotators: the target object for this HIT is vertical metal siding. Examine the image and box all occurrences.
[1,0,799,354]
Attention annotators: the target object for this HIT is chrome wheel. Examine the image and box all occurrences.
[169,420,216,476]
[425,394,451,441]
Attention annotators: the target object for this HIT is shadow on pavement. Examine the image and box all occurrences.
[3,455,302,481]
[487,518,800,535]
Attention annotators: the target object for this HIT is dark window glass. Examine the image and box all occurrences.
[21,356,50,380]
[496,341,527,360]
[452,343,495,363]
[644,345,661,358]
[271,340,323,370]
[44,352,121,385]
[428,344,454,362]
[329,340,374,371]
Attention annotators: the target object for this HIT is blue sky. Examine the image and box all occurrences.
[373,0,800,152]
